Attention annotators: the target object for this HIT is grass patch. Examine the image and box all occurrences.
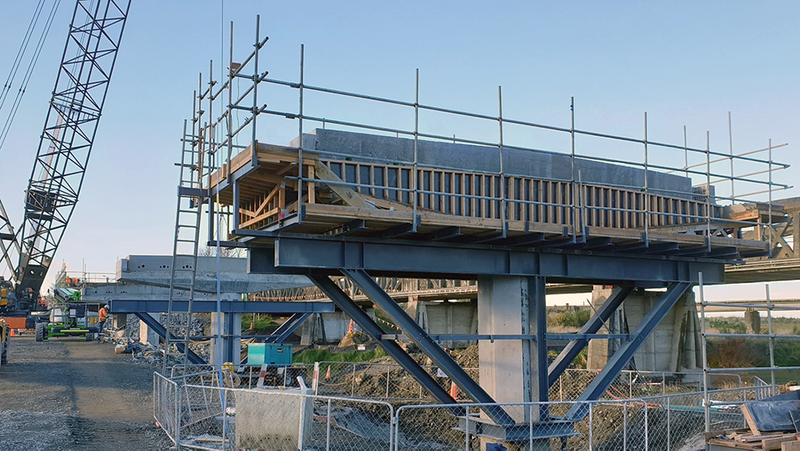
[242,314,277,331]
[294,347,387,364]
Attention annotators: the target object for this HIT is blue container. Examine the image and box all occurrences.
[247,343,293,366]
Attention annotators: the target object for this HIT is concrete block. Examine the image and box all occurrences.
[235,388,313,449]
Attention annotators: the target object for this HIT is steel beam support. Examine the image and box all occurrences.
[530,276,549,420]
[307,274,463,410]
[269,237,725,284]
[342,269,516,427]
[565,282,691,420]
[134,313,206,365]
[548,286,634,386]
[107,300,333,314]
[265,312,311,344]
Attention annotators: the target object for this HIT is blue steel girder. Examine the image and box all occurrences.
[106,299,334,314]
[307,274,466,412]
[265,312,311,344]
[268,236,725,285]
[134,313,205,365]
[342,269,516,427]
[547,286,634,386]
[564,282,692,421]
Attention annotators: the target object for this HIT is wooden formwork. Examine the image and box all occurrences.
[207,142,770,257]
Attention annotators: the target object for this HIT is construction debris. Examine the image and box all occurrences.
[707,392,800,450]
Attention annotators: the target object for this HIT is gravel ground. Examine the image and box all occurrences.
[0,334,173,450]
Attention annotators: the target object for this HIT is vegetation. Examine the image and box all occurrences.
[707,317,746,334]
[549,307,591,328]
[293,346,387,364]
[242,314,277,331]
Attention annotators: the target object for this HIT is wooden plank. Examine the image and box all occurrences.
[763,434,800,450]
[743,401,800,435]
[791,410,800,433]
[314,161,375,210]
[782,440,800,451]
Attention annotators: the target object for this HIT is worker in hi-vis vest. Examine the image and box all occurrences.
[98,306,108,333]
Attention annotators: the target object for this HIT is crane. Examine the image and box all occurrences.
[0,0,130,329]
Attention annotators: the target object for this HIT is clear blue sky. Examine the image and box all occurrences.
[0,1,798,302]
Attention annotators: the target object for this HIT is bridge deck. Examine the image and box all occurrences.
[209,136,770,259]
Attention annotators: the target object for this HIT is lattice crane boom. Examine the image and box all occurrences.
[0,0,130,319]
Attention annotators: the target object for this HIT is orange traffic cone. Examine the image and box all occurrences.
[9,329,14,337]
[449,381,458,399]
[249,322,254,331]
[325,365,331,380]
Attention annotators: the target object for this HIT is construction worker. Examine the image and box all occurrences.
[97,305,108,333]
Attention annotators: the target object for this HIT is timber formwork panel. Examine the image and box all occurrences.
[209,141,769,257]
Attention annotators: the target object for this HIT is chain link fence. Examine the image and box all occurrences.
[550,369,743,402]
[155,368,776,450]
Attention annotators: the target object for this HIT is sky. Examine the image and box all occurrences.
[0,1,798,305]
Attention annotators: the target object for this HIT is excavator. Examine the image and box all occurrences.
[0,1,130,340]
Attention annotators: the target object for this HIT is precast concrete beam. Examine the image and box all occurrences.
[105,299,333,314]
[117,255,312,293]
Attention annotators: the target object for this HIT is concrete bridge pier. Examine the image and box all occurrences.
[478,276,549,451]
[210,311,242,366]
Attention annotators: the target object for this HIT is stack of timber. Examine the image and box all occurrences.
[207,130,771,257]
[707,392,800,450]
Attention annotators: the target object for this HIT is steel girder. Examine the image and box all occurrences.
[547,286,634,386]
[264,312,311,344]
[267,237,724,285]
[564,282,692,421]
[310,273,515,427]
[134,312,205,365]
[106,299,333,314]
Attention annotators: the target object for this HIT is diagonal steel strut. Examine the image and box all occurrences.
[341,269,516,427]
[548,286,634,386]
[565,282,691,420]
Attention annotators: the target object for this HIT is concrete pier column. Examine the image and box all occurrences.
[139,315,160,346]
[745,309,761,334]
[587,286,701,372]
[210,312,242,366]
[478,276,547,421]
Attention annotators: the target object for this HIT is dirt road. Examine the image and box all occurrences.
[0,335,172,450]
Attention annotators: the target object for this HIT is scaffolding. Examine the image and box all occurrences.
[698,275,800,432]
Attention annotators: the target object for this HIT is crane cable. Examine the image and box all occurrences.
[0,0,62,153]
[0,0,47,111]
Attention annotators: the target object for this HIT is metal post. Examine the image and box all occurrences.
[498,86,507,237]
[768,139,773,257]
[326,398,331,451]
[699,272,710,432]
[588,403,593,451]
[766,284,775,389]
[706,131,713,251]
[298,44,305,223]
[250,17,258,163]
[643,112,649,240]
[728,112,735,201]
[466,405,471,451]
[667,396,671,449]
[412,70,419,232]
[386,364,390,398]
[683,125,688,179]
[629,371,633,399]
[623,402,628,451]
[571,97,577,235]
[644,400,649,450]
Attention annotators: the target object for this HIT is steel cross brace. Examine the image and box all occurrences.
[341,269,517,427]
[310,273,514,427]
[564,282,691,421]
[134,313,206,365]
[264,312,311,344]
[547,286,634,386]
